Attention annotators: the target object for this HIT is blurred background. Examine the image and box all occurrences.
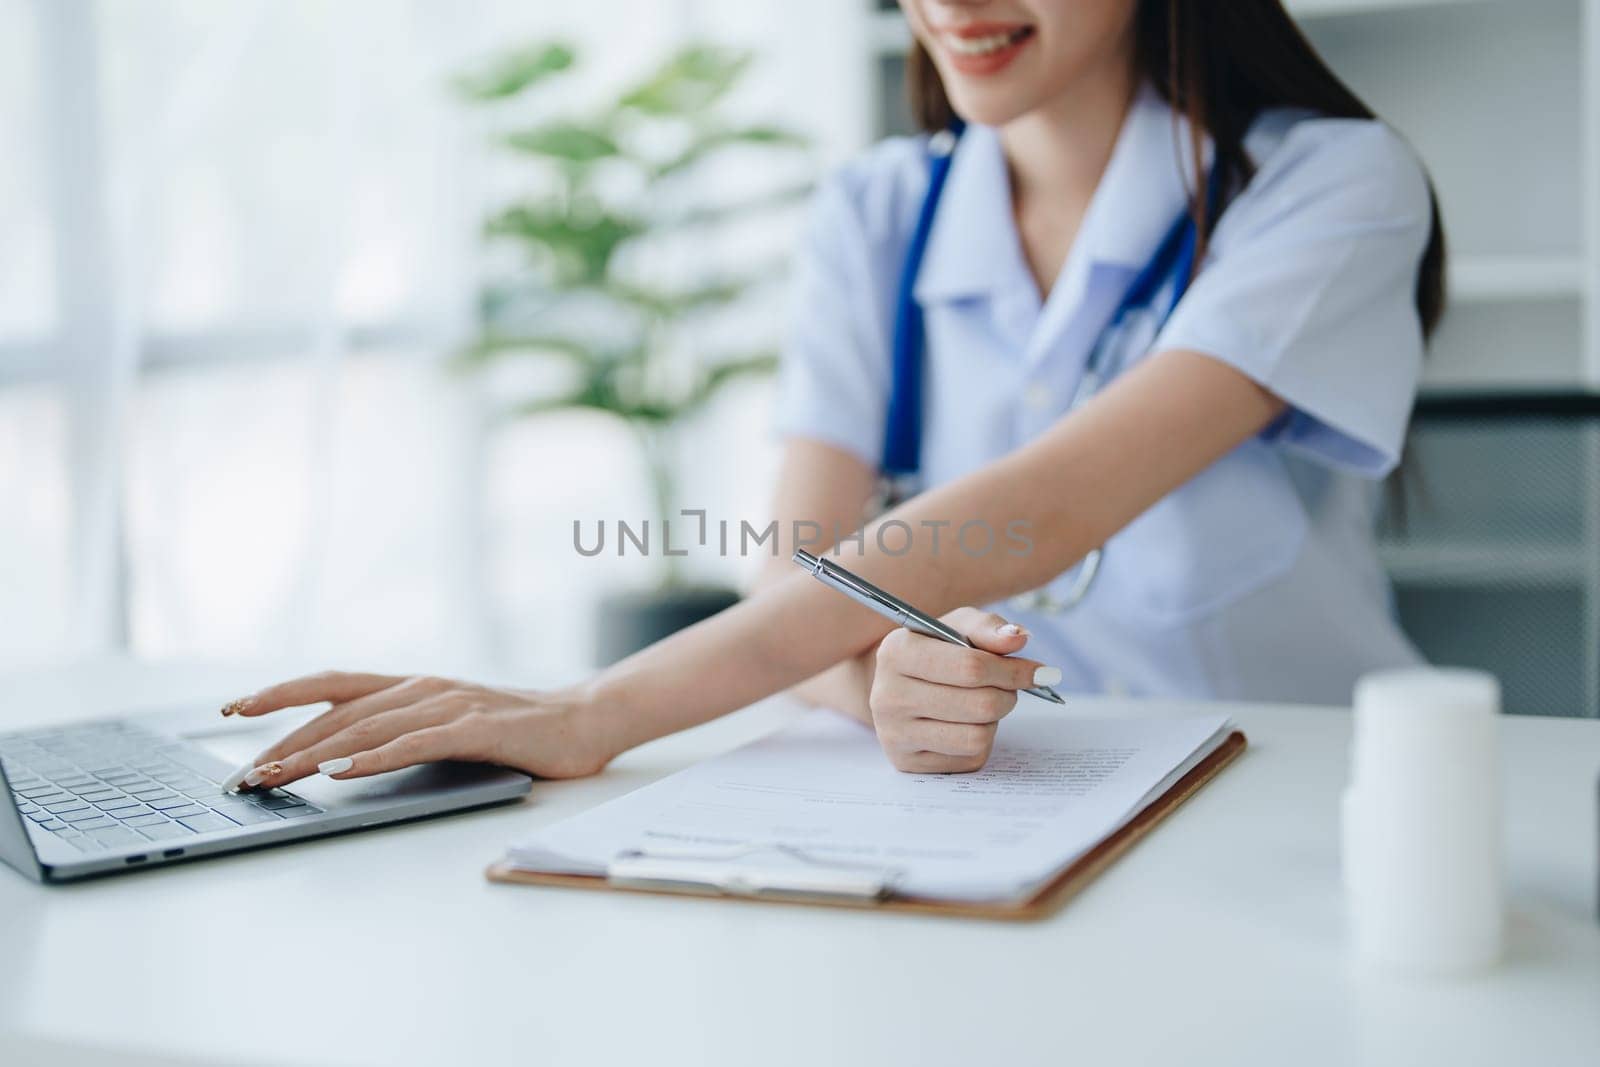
[1,0,1598,717]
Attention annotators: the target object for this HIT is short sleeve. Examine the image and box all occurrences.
[773,169,894,467]
[1154,119,1433,477]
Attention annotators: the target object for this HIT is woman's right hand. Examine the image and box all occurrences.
[218,672,615,791]
[868,608,1060,773]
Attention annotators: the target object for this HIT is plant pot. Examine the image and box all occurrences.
[595,585,741,666]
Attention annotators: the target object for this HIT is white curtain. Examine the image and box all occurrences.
[0,0,867,688]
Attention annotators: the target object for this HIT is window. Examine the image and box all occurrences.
[0,0,837,681]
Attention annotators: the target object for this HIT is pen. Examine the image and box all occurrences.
[792,548,1066,704]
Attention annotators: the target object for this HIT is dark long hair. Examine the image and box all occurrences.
[907,0,1447,338]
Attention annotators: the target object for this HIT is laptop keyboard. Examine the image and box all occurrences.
[1,720,323,855]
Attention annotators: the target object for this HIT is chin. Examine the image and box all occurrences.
[942,86,1035,128]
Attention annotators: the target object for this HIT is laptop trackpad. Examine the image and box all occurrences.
[163,709,503,811]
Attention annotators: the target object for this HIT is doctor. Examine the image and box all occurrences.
[226,0,1445,783]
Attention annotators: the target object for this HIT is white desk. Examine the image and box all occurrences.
[2,662,1598,1067]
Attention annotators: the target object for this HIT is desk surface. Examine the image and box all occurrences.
[1,663,1597,1067]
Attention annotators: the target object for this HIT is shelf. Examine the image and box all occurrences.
[1381,541,1591,587]
[1287,0,1495,19]
[1448,255,1586,303]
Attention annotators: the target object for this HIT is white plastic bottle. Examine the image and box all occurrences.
[1343,668,1503,977]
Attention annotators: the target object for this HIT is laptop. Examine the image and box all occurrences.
[0,707,533,883]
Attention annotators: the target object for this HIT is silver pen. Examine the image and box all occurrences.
[793,548,1066,704]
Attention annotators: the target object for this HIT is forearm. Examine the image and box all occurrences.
[745,544,872,724]
[750,440,881,722]
[578,569,892,757]
[574,483,1024,757]
[574,466,1073,758]
[575,349,1284,761]
[821,348,1288,614]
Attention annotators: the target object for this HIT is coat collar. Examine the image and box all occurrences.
[911,83,1202,310]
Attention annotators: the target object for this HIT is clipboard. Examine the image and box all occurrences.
[486,729,1246,921]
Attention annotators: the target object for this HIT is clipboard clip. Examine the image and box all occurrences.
[607,843,898,902]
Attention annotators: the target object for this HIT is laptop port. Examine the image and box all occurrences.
[124,854,148,865]
[162,848,184,859]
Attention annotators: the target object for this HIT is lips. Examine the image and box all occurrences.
[934,22,1036,76]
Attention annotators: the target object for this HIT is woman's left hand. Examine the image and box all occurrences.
[218,671,611,790]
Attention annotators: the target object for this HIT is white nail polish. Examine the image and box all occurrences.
[243,767,269,788]
[998,623,1025,636]
[318,757,354,777]
[219,759,255,794]
[1033,666,1063,687]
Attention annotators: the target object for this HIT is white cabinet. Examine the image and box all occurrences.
[1291,0,1597,389]
[1291,0,1600,718]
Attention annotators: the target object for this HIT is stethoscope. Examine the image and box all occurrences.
[879,122,1226,614]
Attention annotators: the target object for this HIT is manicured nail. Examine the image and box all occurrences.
[243,762,282,788]
[1033,666,1063,687]
[219,759,255,794]
[220,696,255,717]
[997,622,1027,636]
[318,757,353,777]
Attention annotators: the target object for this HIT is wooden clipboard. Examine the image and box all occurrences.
[487,729,1246,922]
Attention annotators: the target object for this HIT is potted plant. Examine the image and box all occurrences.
[454,41,812,663]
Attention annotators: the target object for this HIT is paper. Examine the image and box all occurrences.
[506,708,1234,903]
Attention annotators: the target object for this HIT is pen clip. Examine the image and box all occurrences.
[794,548,976,649]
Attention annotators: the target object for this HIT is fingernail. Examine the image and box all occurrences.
[243,762,282,788]
[1033,665,1063,687]
[318,757,353,777]
[997,622,1028,636]
[219,696,255,717]
[219,759,255,794]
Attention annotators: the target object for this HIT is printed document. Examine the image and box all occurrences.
[505,709,1234,902]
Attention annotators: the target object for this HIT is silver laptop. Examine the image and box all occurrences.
[0,708,532,883]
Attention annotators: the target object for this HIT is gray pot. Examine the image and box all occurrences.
[596,586,741,666]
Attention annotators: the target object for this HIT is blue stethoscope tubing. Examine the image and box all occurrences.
[881,122,1227,612]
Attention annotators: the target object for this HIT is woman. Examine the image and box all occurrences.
[222,0,1443,786]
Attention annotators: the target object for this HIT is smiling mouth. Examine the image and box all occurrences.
[943,25,1035,57]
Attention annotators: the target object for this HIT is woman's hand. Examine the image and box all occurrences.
[868,608,1059,774]
[217,672,612,790]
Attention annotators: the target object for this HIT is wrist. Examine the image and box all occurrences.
[792,647,878,726]
[550,676,643,769]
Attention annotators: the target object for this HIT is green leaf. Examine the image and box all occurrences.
[613,401,683,424]
[453,42,576,101]
[605,273,770,318]
[618,45,751,116]
[507,386,679,425]
[652,124,808,180]
[485,203,644,285]
[503,122,620,163]
[694,351,779,402]
[507,388,609,420]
